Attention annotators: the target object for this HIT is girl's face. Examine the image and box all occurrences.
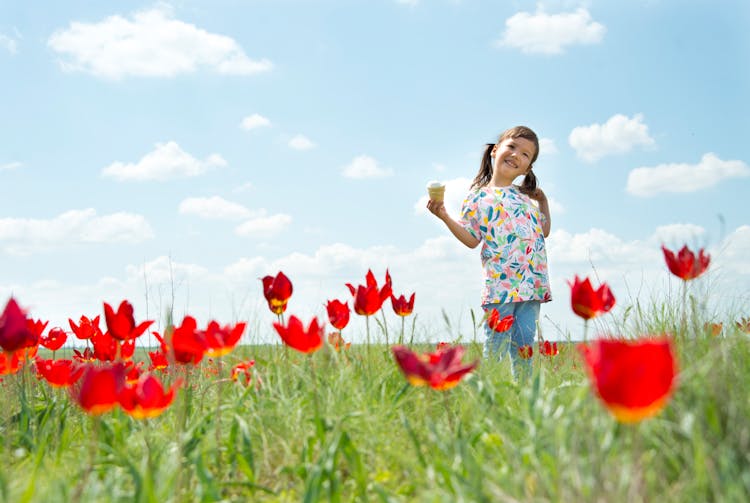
[491,137,536,183]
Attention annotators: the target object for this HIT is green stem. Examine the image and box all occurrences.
[399,316,405,345]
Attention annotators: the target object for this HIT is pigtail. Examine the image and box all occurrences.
[519,169,537,195]
[470,143,495,190]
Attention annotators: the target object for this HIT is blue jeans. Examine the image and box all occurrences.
[483,301,540,378]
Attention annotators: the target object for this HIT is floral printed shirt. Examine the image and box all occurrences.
[459,185,551,306]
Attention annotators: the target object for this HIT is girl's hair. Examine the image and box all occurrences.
[470,125,540,194]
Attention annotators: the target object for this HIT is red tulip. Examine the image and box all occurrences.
[40,327,68,351]
[203,320,247,357]
[392,345,478,391]
[103,300,153,341]
[325,300,350,330]
[0,297,37,353]
[540,340,559,357]
[391,293,416,317]
[231,360,256,386]
[568,276,616,320]
[34,358,84,387]
[661,245,710,281]
[578,337,677,423]
[73,363,126,415]
[27,318,49,341]
[487,310,514,332]
[170,316,208,365]
[273,315,324,354]
[90,330,135,362]
[69,315,102,340]
[73,347,96,363]
[148,350,169,371]
[346,269,392,316]
[119,373,177,419]
[518,345,533,359]
[261,272,293,315]
[327,331,351,351]
[0,351,22,376]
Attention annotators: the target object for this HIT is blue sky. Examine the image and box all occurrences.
[1,0,749,344]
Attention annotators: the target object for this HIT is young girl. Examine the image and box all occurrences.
[427,126,552,376]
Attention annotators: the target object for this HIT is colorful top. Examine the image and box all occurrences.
[459,185,551,306]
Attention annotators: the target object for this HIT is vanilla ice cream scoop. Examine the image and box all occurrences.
[426,180,446,202]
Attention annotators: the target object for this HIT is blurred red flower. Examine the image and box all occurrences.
[40,327,68,351]
[148,350,169,371]
[68,315,102,340]
[273,315,324,354]
[0,297,38,353]
[327,331,351,351]
[704,322,723,337]
[736,317,750,333]
[540,340,559,357]
[518,345,533,359]
[391,293,416,317]
[568,276,616,320]
[119,373,177,419]
[392,345,478,391]
[325,299,350,330]
[231,360,256,386]
[661,244,710,281]
[27,318,49,341]
[346,269,392,316]
[73,347,96,363]
[0,350,22,376]
[103,300,153,341]
[124,361,144,385]
[171,316,208,365]
[203,320,247,357]
[487,310,514,332]
[261,272,293,315]
[578,337,677,423]
[34,358,84,388]
[73,363,126,415]
[90,330,135,362]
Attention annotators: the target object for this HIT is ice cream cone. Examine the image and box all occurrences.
[427,181,445,202]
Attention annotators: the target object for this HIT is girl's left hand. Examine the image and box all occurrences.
[526,187,547,203]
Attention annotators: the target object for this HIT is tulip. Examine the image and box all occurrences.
[148,350,169,371]
[34,358,83,387]
[203,320,247,357]
[325,300,350,331]
[518,345,533,359]
[231,360,256,386]
[73,363,126,415]
[736,317,750,333]
[392,345,478,391]
[171,316,208,365]
[72,347,96,363]
[391,293,415,317]
[540,340,559,357]
[27,318,49,341]
[661,244,710,281]
[119,373,177,419]
[568,276,616,320]
[273,315,324,354]
[0,297,37,353]
[704,322,722,337]
[261,272,293,315]
[327,331,351,351]
[0,350,22,376]
[103,300,153,341]
[40,327,68,351]
[578,337,677,423]
[487,310,514,332]
[68,315,102,340]
[345,269,392,316]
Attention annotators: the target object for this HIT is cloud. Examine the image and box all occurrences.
[626,153,750,197]
[0,33,18,54]
[495,7,605,54]
[288,135,316,150]
[539,137,558,156]
[341,155,393,179]
[569,114,655,162]
[652,223,707,247]
[101,141,226,181]
[0,161,22,172]
[47,5,272,79]
[414,177,473,217]
[0,208,154,255]
[235,212,292,238]
[178,196,254,220]
[240,114,271,131]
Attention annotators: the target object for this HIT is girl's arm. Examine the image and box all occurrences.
[426,200,481,248]
[527,188,551,237]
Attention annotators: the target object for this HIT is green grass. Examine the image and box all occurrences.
[1,311,750,502]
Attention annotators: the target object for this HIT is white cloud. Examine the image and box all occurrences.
[235,212,292,238]
[496,7,605,54]
[626,153,750,197]
[0,33,18,54]
[414,177,472,218]
[342,155,393,179]
[652,223,707,247]
[47,5,272,79]
[569,114,655,162]
[396,0,419,6]
[539,137,558,156]
[1,161,22,172]
[101,141,226,181]
[125,255,210,286]
[288,134,316,150]
[232,182,254,193]
[0,208,153,255]
[178,196,254,220]
[240,114,271,130]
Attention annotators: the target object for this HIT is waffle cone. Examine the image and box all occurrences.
[427,186,445,202]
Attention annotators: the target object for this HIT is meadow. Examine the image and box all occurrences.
[1,250,749,502]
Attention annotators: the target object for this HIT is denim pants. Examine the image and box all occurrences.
[483,300,540,378]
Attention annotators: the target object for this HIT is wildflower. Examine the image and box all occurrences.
[704,322,722,337]
[90,330,135,361]
[27,318,49,342]
[327,331,351,351]
[0,351,22,376]
[203,320,247,357]
[103,300,153,341]
[73,347,96,363]
[119,373,177,419]
[392,345,478,391]
[273,315,324,354]
[346,269,392,316]
[578,337,677,423]
[231,360,256,386]
[661,244,710,281]
[487,310,514,332]
[170,316,207,365]
[325,299,350,331]
[736,317,750,333]
[0,297,37,353]
[261,272,293,315]
[436,342,450,351]
[518,345,533,359]
[568,276,616,320]
[68,315,102,340]
[148,350,169,371]
[72,363,126,415]
[40,327,68,351]
[34,358,83,388]
[391,293,416,317]
[540,340,559,357]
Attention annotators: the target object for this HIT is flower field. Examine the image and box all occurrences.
[1,246,749,502]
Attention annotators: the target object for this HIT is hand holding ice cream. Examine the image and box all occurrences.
[426,180,446,202]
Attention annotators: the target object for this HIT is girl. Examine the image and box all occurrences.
[427,126,551,377]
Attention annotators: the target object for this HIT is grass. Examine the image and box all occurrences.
[1,304,750,502]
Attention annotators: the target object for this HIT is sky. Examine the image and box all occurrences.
[1,0,749,346]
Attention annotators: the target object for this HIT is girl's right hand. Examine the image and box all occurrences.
[426,199,448,220]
